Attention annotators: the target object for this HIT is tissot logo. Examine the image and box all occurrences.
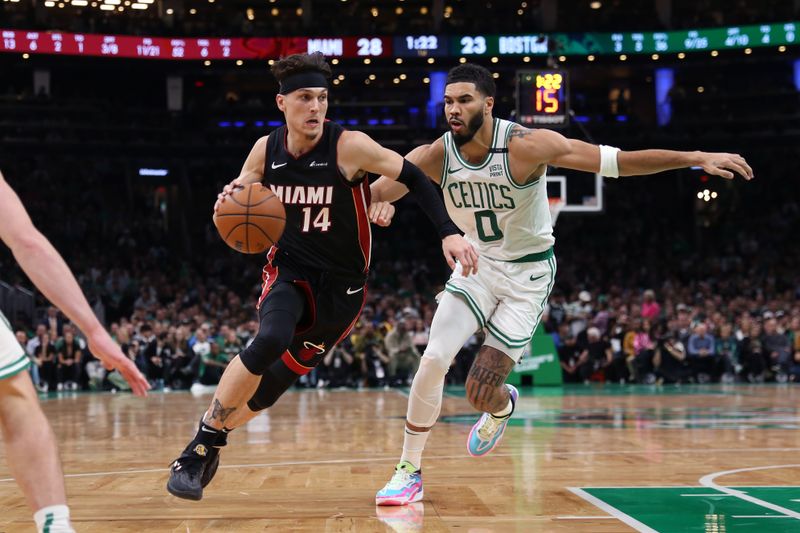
[309,160,328,167]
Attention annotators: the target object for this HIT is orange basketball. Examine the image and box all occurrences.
[214,183,285,254]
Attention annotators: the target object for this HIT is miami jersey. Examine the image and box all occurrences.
[440,118,554,261]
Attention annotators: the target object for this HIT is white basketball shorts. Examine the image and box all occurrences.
[0,309,29,380]
[444,248,556,362]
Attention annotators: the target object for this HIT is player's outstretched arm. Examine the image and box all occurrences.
[340,132,478,275]
[215,135,270,213]
[0,172,150,396]
[510,127,753,180]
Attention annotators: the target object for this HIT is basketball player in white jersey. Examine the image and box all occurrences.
[370,63,753,505]
[0,171,150,532]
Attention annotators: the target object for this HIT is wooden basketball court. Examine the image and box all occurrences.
[2,384,800,532]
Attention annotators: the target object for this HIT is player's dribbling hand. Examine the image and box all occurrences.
[442,235,479,276]
[87,328,150,397]
[214,178,245,214]
[368,201,395,227]
[695,152,754,180]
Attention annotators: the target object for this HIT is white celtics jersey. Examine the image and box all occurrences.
[441,118,554,261]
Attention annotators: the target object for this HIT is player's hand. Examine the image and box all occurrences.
[214,178,245,213]
[87,328,150,397]
[695,152,754,180]
[442,234,478,276]
[368,201,395,227]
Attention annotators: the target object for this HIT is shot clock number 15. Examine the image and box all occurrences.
[516,70,569,127]
[535,72,563,113]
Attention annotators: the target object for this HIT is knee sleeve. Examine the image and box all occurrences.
[246,359,300,411]
[239,319,295,375]
[407,357,449,428]
[240,283,305,376]
[406,292,480,428]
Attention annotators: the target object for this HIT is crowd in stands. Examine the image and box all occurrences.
[4,141,799,393]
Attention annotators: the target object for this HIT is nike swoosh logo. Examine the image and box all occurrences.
[529,274,546,282]
[448,167,463,173]
[346,287,363,295]
[200,426,218,433]
[271,162,287,169]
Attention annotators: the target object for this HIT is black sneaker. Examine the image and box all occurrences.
[167,442,211,501]
[200,447,220,488]
[200,427,228,488]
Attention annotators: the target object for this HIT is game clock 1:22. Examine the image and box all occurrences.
[393,35,449,56]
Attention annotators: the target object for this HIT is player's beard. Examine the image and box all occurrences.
[451,112,485,147]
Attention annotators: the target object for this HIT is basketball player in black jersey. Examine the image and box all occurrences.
[167,53,478,500]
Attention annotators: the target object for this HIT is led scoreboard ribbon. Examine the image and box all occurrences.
[551,22,797,55]
[1,21,796,59]
[0,30,391,59]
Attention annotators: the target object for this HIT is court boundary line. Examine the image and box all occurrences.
[573,466,800,527]
[698,464,800,520]
[567,487,658,533]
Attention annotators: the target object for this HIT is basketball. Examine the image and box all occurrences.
[213,183,285,254]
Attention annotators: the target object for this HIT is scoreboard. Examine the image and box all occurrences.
[393,35,449,57]
[0,30,392,59]
[0,21,796,60]
[517,70,569,128]
[551,22,797,55]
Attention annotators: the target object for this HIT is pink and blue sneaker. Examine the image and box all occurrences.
[375,461,423,506]
[467,384,519,457]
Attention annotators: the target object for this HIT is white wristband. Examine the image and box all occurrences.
[599,145,621,178]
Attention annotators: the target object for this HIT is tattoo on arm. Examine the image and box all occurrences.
[508,126,534,141]
[206,398,236,424]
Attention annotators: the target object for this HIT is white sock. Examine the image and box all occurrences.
[400,427,429,470]
[492,398,513,419]
[34,505,74,533]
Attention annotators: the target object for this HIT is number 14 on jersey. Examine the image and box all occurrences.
[301,207,331,232]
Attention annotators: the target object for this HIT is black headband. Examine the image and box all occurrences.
[278,71,329,95]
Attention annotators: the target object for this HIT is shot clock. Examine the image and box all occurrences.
[517,70,569,128]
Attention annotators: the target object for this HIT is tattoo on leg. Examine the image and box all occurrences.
[466,348,514,412]
[207,398,236,424]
